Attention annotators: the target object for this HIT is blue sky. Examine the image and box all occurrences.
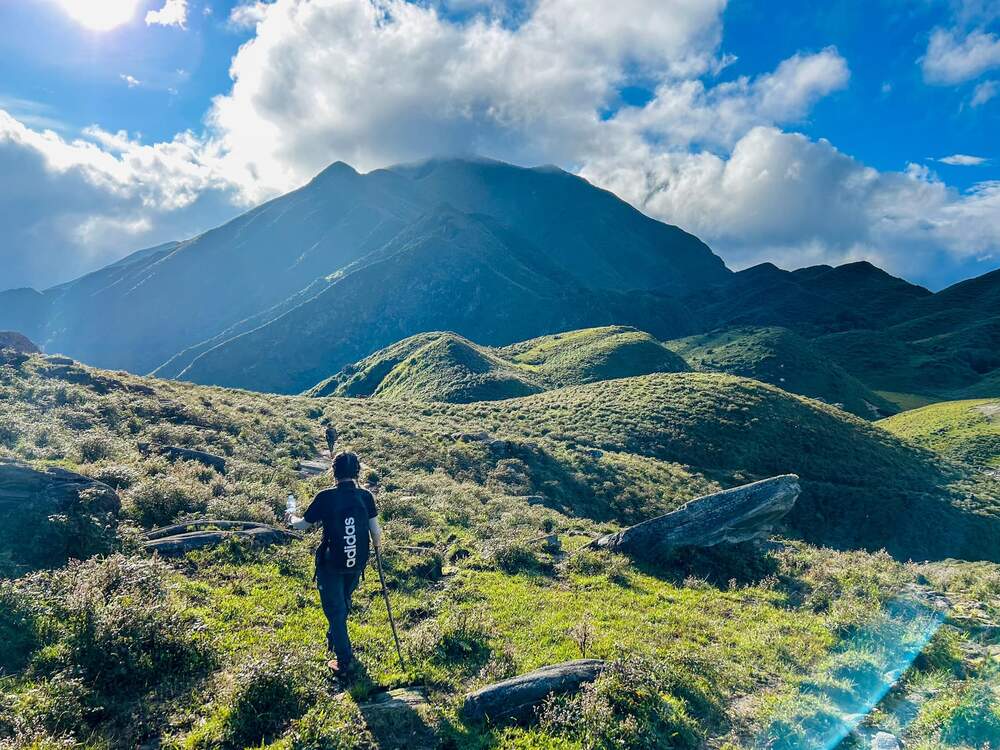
[1,0,998,291]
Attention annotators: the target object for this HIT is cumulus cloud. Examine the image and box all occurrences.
[0,111,237,289]
[2,0,999,291]
[580,128,1000,279]
[922,28,1000,84]
[145,0,188,28]
[120,74,142,88]
[938,153,988,165]
[208,0,728,198]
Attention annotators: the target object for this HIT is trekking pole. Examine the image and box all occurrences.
[373,544,405,671]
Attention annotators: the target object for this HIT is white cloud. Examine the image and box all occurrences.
[145,0,188,28]
[120,74,143,88]
[922,27,1000,84]
[208,0,728,199]
[971,78,999,105]
[581,128,1000,279]
[0,110,238,289]
[228,1,271,28]
[2,0,998,292]
[938,153,988,165]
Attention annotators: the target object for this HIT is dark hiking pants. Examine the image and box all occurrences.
[316,566,362,667]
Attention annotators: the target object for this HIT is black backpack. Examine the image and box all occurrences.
[318,485,371,573]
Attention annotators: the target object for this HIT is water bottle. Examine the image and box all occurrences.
[286,493,297,516]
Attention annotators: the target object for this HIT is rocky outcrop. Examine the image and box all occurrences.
[138,444,227,473]
[0,331,39,354]
[0,459,119,515]
[0,459,120,570]
[143,519,299,556]
[589,475,800,558]
[461,659,605,725]
[871,732,901,750]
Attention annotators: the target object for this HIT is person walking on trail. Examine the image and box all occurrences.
[285,450,381,676]
[324,424,338,458]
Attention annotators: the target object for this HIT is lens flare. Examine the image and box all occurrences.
[57,0,139,31]
[758,594,946,749]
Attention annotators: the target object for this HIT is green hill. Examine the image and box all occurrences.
[880,399,1000,469]
[326,332,542,403]
[307,326,689,402]
[1,353,998,750]
[499,326,689,387]
[664,326,897,419]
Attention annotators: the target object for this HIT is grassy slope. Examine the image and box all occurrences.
[1,354,998,750]
[665,326,897,419]
[880,399,1000,469]
[307,327,689,402]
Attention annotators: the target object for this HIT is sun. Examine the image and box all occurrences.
[57,0,141,31]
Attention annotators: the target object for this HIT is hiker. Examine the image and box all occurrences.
[285,450,381,675]
[324,423,338,457]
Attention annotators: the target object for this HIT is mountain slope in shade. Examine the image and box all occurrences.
[385,157,729,292]
[0,157,729,380]
[180,208,697,393]
[307,326,689,401]
[686,261,932,334]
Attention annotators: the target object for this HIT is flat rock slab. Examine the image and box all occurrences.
[462,659,605,725]
[298,458,331,477]
[358,688,436,750]
[144,522,297,556]
[590,474,800,558]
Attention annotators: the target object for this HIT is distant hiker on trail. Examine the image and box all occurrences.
[285,450,381,676]
[324,423,338,457]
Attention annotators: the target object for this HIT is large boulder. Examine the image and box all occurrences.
[0,459,120,572]
[589,475,800,558]
[0,331,39,354]
[461,659,605,725]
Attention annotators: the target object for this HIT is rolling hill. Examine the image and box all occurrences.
[664,326,897,419]
[880,399,1000,469]
[307,327,690,401]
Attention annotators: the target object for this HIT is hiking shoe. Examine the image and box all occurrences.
[327,658,354,676]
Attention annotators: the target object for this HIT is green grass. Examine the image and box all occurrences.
[665,326,897,419]
[879,399,1000,468]
[2,352,999,749]
[305,327,688,403]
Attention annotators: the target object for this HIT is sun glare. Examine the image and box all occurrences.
[57,0,140,31]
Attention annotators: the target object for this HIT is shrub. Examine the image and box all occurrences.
[1,674,94,742]
[46,555,210,696]
[0,582,43,675]
[283,700,372,750]
[216,650,315,749]
[484,539,541,574]
[124,466,213,527]
[76,432,114,463]
[540,656,709,750]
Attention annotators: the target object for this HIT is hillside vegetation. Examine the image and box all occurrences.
[665,326,897,419]
[881,400,1000,469]
[1,352,999,749]
[308,327,688,402]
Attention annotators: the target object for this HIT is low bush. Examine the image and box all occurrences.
[44,555,210,696]
[540,656,707,750]
[215,650,316,750]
